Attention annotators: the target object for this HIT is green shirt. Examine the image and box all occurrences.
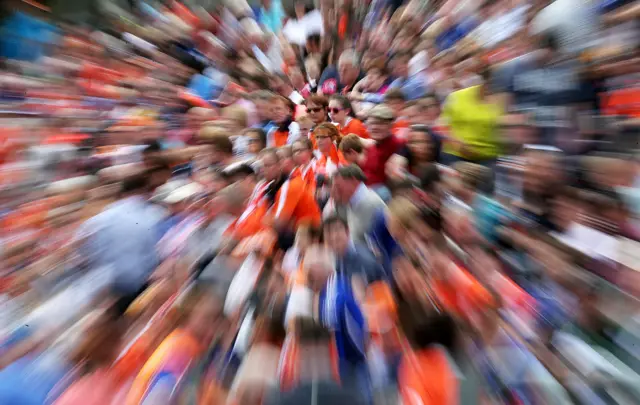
[442,86,503,160]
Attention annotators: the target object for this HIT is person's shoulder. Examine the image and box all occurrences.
[351,242,379,262]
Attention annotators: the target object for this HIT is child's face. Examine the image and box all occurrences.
[298,120,312,135]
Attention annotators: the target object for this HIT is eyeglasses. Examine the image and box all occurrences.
[329,108,343,114]
[307,107,324,113]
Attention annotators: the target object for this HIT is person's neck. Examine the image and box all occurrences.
[320,147,332,156]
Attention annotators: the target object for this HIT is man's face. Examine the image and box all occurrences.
[273,99,289,124]
[292,141,313,166]
[261,154,281,181]
[306,102,327,125]
[324,222,350,253]
[331,175,355,204]
[338,60,358,85]
[328,99,348,123]
[256,99,273,122]
[366,118,392,142]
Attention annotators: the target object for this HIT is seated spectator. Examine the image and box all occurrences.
[398,309,459,405]
[323,214,386,289]
[318,49,363,96]
[314,123,347,175]
[268,96,301,147]
[329,95,370,139]
[385,89,411,139]
[291,138,317,192]
[323,165,386,245]
[361,104,405,201]
[244,127,267,159]
[339,133,366,166]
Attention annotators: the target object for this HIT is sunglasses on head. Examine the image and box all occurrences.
[307,107,324,113]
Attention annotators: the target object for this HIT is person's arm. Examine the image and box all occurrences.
[362,78,401,104]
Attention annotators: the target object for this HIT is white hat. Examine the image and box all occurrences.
[149,179,189,203]
[163,182,205,204]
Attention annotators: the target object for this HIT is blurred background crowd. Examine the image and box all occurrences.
[0,0,639,403]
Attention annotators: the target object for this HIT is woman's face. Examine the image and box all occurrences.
[408,130,433,161]
[328,100,348,123]
[315,128,333,153]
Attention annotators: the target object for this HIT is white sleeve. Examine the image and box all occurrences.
[287,122,301,144]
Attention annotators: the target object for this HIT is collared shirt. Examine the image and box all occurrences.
[350,182,369,207]
[76,196,165,294]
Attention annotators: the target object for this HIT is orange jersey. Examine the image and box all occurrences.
[126,329,202,405]
[226,180,270,239]
[291,160,318,193]
[337,117,370,139]
[271,175,321,228]
[316,145,347,175]
[399,347,459,405]
[272,129,291,147]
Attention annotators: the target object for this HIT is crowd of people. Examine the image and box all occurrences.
[0,0,639,404]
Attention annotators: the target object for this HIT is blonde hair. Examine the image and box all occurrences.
[296,115,313,125]
[222,105,249,128]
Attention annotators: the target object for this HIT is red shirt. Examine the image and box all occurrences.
[361,135,404,186]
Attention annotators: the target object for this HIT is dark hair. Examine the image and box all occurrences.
[399,306,457,351]
[305,94,329,108]
[323,213,349,230]
[210,134,234,156]
[120,175,149,196]
[330,95,356,118]
[335,164,367,182]
[295,317,333,344]
[540,33,560,52]
[418,163,441,192]
[142,139,162,155]
[225,163,255,179]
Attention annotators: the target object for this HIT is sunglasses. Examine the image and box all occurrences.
[315,135,331,140]
[307,107,324,113]
[329,108,343,114]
